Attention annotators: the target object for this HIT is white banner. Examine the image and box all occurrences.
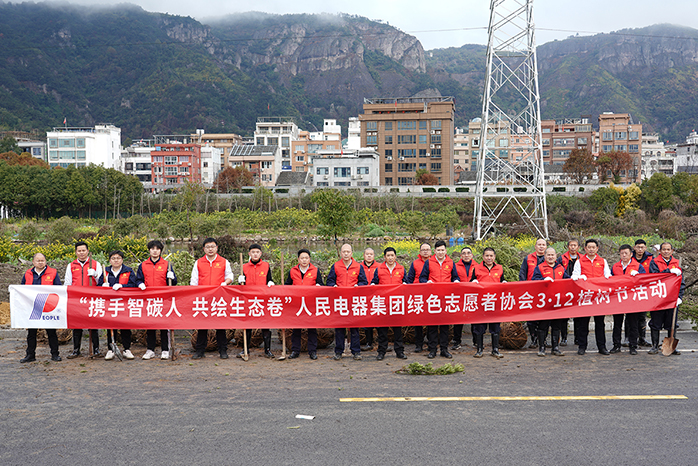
[9,285,68,329]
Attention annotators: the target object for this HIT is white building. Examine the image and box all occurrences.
[228,145,282,187]
[311,149,380,188]
[346,117,361,150]
[17,139,47,162]
[46,124,121,169]
[674,131,698,174]
[641,133,673,179]
[254,117,299,170]
[200,145,223,186]
[120,141,153,182]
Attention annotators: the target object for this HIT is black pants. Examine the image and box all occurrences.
[649,308,676,331]
[538,319,565,335]
[26,329,59,357]
[452,324,463,345]
[195,329,228,352]
[106,329,131,350]
[73,329,99,351]
[427,325,449,352]
[377,327,404,355]
[363,328,374,345]
[613,313,641,348]
[472,322,501,336]
[414,326,425,347]
[574,316,606,350]
[335,328,361,354]
[146,329,169,351]
[627,313,647,340]
[291,329,317,353]
[245,329,271,350]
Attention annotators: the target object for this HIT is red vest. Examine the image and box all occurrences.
[409,256,428,283]
[612,260,642,276]
[474,262,504,283]
[331,259,362,287]
[243,260,270,286]
[362,261,379,284]
[24,267,58,285]
[524,253,544,280]
[111,268,132,285]
[425,255,455,283]
[633,254,653,272]
[650,256,681,273]
[577,254,607,278]
[455,260,477,282]
[535,262,566,280]
[196,255,227,285]
[69,259,97,286]
[374,262,405,284]
[140,258,170,287]
[288,264,320,286]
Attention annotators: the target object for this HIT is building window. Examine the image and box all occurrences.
[602,145,613,152]
[296,155,304,162]
[165,167,178,175]
[281,137,290,147]
[125,163,133,170]
[615,132,627,140]
[308,144,322,153]
[385,177,393,185]
[602,132,613,141]
[179,167,189,173]
[366,135,377,145]
[165,156,177,164]
[48,139,58,148]
[398,149,416,158]
[316,167,329,175]
[542,138,550,145]
[431,163,442,172]
[419,163,427,170]
[385,164,392,173]
[419,121,427,130]
[398,177,414,186]
[261,161,272,169]
[398,135,416,144]
[398,163,416,172]
[334,181,350,187]
[317,182,329,187]
[76,138,85,148]
[384,122,393,131]
[32,147,42,156]
[385,149,393,156]
[629,144,639,152]
[431,148,442,156]
[366,121,377,131]
[431,120,442,130]
[431,134,441,144]
[60,139,75,148]
[499,150,508,157]
[334,167,351,178]
[358,181,369,186]
[419,149,427,157]
[615,145,627,151]
[59,151,75,160]
[419,135,427,144]
[256,137,265,145]
[629,131,639,140]
[397,121,416,130]
[385,135,393,144]
[357,167,370,175]
[76,151,86,160]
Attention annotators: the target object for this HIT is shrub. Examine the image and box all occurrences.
[18,221,41,243]
[455,187,469,192]
[438,187,450,193]
[45,216,76,244]
[422,187,436,193]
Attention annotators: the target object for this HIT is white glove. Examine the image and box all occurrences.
[630,270,639,276]
[427,280,433,284]
[472,279,479,283]
[238,275,246,284]
[88,268,97,277]
[370,283,375,286]
[112,284,122,291]
[544,276,554,282]
[267,281,274,287]
[138,283,146,291]
[677,298,682,306]
[575,274,587,281]
[454,280,460,283]
[220,281,228,286]
[102,282,110,287]
[670,268,682,276]
[316,283,322,286]
[167,271,175,280]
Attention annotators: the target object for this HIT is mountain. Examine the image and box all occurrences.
[0,3,697,143]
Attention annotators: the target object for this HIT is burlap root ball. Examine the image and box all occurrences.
[36,329,72,345]
[499,322,528,349]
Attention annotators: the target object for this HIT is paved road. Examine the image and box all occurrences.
[1,329,697,466]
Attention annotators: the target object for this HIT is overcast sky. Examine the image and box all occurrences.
[48,0,698,49]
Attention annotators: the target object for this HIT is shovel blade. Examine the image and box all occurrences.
[112,343,123,361]
[661,336,678,356]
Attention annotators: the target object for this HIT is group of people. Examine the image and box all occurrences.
[19,236,685,363]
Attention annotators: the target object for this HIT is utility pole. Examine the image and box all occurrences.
[473,0,548,240]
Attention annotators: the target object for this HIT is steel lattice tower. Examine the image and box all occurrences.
[473,0,548,240]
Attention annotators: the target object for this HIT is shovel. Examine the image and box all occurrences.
[166,260,180,361]
[661,305,679,356]
[240,252,249,362]
[109,329,123,361]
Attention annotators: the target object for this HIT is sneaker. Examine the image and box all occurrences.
[142,349,156,360]
[105,350,115,360]
[123,349,134,360]
[451,344,462,350]
[161,351,170,360]
[309,352,317,360]
[333,353,342,360]
[67,349,80,359]
[609,346,621,354]
[352,353,362,361]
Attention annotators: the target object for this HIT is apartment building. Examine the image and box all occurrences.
[641,133,672,178]
[228,145,281,187]
[46,124,121,169]
[312,149,380,188]
[150,142,202,189]
[190,130,242,169]
[254,117,299,171]
[121,141,153,183]
[597,112,643,182]
[540,117,594,166]
[290,119,342,173]
[359,96,454,186]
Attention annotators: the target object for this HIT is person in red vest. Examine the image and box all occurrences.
[556,239,580,346]
[238,243,275,359]
[471,247,505,359]
[648,242,685,355]
[454,246,477,350]
[284,248,323,360]
[326,243,368,360]
[519,238,547,349]
[531,247,570,356]
[65,241,103,359]
[98,250,136,360]
[419,240,459,359]
[406,243,431,352]
[360,248,379,352]
[629,239,653,347]
[136,239,177,360]
[371,247,407,360]
[571,238,612,355]
[190,237,234,359]
[20,253,62,363]
[610,244,646,355]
